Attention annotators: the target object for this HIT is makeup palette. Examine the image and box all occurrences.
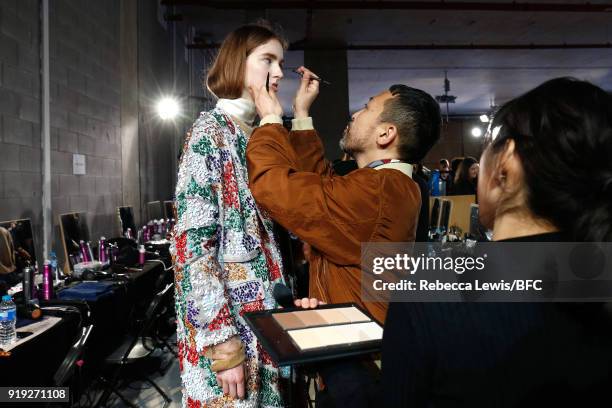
[244,303,383,365]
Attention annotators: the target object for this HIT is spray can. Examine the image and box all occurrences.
[23,266,34,302]
[139,245,146,266]
[79,240,90,262]
[99,237,107,264]
[42,261,53,301]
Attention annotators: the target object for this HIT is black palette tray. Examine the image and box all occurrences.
[243,302,382,366]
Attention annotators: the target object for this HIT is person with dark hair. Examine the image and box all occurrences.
[439,158,450,180]
[452,155,479,195]
[382,77,612,407]
[170,22,319,407]
[247,80,441,406]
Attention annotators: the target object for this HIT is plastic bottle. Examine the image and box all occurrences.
[99,237,107,264]
[0,295,17,346]
[42,261,54,301]
[139,245,146,266]
[430,170,441,197]
[49,250,59,282]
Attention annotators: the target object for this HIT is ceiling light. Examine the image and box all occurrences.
[157,97,180,120]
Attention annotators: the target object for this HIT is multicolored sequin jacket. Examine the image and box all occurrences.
[171,108,285,407]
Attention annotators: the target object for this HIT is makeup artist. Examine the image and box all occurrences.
[246,69,441,406]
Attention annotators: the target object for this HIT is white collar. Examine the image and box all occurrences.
[373,162,413,178]
[216,98,257,126]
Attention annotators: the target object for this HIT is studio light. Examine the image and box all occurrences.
[471,127,483,138]
[479,114,489,123]
[157,97,180,120]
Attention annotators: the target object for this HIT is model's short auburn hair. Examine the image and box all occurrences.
[206,22,287,99]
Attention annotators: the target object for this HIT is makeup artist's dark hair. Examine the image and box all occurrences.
[379,84,441,162]
[485,77,612,241]
[206,21,287,99]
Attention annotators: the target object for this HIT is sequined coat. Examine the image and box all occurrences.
[171,108,285,408]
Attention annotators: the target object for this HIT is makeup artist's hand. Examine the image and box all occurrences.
[294,297,326,308]
[293,66,320,119]
[248,84,283,119]
[216,363,246,399]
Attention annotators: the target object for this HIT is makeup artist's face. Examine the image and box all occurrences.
[340,90,393,156]
[244,39,284,95]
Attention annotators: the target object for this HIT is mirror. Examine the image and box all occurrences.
[163,201,175,219]
[59,212,90,274]
[0,218,37,275]
[429,198,441,230]
[117,206,137,237]
[147,201,162,221]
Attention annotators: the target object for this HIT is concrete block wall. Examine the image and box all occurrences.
[0,0,44,261]
[48,0,122,249]
[0,0,186,267]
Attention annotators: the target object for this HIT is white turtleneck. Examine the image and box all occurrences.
[216,98,257,129]
[216,97,315,133]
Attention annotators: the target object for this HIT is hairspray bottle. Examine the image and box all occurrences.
[111,243,119,263]
[23,266,34,302]
[42,261,53,300]
[79,240,90,262]
[139,245,146,266]
[98,237,107,264]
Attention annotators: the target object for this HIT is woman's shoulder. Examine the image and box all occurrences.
[192,108,225,132]
[187,108,227,155]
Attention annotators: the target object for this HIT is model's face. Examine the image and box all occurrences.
[244,39,284,94]
[469,163,480,180]
[340,90,393,156]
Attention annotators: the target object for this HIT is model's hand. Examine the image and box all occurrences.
[216,363,246,399]
[294,297,327,308]
[248,84,283,119]
[293,66,320,119]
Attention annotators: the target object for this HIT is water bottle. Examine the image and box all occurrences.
[0,295,17,346]
[49,250,59,281]
[439,179,447,196]
[430,170,441,196]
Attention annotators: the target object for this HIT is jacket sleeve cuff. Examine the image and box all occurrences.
[260,114,283,126]
[291,117,314,131]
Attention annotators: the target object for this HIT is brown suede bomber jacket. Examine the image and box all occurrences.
[246,123,421,324]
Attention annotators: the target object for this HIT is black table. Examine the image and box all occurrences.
[0,260,168,387]
[0,310,81,386]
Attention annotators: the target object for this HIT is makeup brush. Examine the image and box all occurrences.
[292,69,332,85]
[266,73,270,92]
